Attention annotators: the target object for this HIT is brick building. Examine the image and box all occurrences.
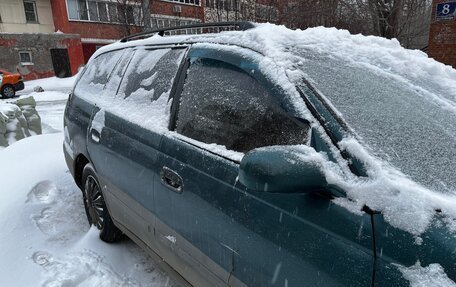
[0,0,84,80]
[203,0,279,24]
[428,0,456,69]
[51,0,204,62]
[1,0,204,80]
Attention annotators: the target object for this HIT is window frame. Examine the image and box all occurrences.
[161,0,201,7]
[169,45,312,160]
[170,46,288,131]
[116,46,188,102]
[23,0,38,23]
[168,45,358,174]
[19,51,33,65]
[72,48,126,97]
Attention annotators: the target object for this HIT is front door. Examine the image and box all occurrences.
[154,47,376,286]
[50,48,71,78]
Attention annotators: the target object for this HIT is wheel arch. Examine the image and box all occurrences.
[74,154,90,189]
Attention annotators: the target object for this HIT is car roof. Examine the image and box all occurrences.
[91,22,262,61]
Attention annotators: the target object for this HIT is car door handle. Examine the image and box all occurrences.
[90,129,100,143]
[160,167,183,193]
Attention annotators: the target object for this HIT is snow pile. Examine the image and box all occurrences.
[0,74,175,285]
[0,96,41,148]
[0,134,175,286]
[21,74,78,95]
[396,262,456,287]
[330,139,456,235]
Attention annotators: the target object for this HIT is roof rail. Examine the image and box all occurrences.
[120,21,255,43]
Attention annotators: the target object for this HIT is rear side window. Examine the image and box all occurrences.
[176,59,309,153]
[74,49,124,97]
[117,48,186,103]
[104,49,134,96]
[102,47,187,131]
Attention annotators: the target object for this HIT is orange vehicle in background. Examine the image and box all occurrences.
[0,69,24,98]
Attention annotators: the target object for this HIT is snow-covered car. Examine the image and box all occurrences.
[63,22,456,286]
[0,69,24,98]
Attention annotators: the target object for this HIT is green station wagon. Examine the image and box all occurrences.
[63,22,456,286]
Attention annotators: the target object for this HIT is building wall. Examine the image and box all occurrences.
[51,0,204,41]
[50,0,204,61]
[50,0,141,40]
[151,0,204,21]
[428,0,456,68]
[0,0,55,33]
[0,33,84,80]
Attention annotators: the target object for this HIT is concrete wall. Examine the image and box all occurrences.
[0,0,55,33]
[428,0,456,68]
[0,33,84,80]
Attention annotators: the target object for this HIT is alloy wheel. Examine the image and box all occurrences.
[3,86,14,98]
[84,175,105,229]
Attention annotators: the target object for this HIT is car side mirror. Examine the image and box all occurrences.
[238,145,328,193]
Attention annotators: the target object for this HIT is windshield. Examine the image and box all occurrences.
[295,48,456,195]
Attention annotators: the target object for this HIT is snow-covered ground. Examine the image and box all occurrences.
[19,75,78,95]
[0,77,177,286]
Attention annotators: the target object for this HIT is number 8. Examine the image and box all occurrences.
[442,4,450,14]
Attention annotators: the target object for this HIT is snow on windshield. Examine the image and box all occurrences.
[188,24,456,236]
[298,51,456,196]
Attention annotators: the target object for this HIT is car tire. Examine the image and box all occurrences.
[82,163,122,243]
[1,85,15,98]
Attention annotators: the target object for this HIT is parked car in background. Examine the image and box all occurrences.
[0,69,24,98]
[63,22,456,286]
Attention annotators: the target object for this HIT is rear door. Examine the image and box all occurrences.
[154,46,376,286]
[50,48,72,78]
[65,49,125,171]
[86,46,187,250]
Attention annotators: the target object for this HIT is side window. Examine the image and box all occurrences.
[117,48,186,103]
[176,59,309,153]
[74,49,124,97]
[104,49,134,96]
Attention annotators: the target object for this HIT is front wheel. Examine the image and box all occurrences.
[1,85,15,98]
[82,163,122,242]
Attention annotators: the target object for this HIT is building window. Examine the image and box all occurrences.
[24,1,38,23]
[87,0,99,21]
[108,3,118,22]
[150,15,201,34]
[162,0,200,6]
[19,51,33,65]
[66,0,142,25]
[255,4,278,21]
[77,0,89,20]
[97,2,108,21]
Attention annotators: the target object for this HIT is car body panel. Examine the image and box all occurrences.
[156,132,376,286]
